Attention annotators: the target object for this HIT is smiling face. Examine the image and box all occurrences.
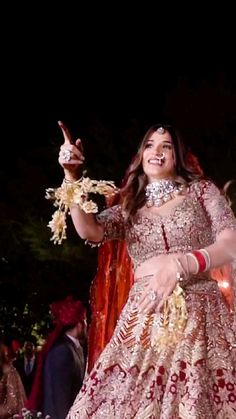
[142,129,176,182]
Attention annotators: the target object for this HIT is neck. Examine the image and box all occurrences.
[148,175,176,183]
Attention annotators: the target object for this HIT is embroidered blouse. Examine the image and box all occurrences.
[96,180,236,271]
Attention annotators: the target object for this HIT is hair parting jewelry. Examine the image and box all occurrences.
[156,127,165,134]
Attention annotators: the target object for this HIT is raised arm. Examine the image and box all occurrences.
[58,121,104,242]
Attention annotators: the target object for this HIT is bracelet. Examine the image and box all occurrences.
[184,254,190,276]
[186,253,199,274]
[174,257,188,285]
[199,248,211,271]
[186,248,211,275]
[192,250,206,272]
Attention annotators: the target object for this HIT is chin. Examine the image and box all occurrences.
[148,172,173,181]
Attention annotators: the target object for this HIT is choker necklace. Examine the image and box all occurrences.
[145,179,185,208]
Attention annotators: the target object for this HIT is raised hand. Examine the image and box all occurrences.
[58,120,85,181]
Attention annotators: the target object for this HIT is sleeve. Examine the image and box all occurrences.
[0,367,26,418]
[96,204,125,242]
[200,180,236,239]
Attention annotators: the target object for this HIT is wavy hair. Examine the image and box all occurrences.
[120,124,204,220]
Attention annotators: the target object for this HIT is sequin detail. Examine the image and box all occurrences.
[67,279,236,418]
[67,180,236,418]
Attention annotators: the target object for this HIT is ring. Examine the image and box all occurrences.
[147,290,157,302]
[62,149,71,162]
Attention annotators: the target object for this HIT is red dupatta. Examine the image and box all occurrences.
[87,240,133,372]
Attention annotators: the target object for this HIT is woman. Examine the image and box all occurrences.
[58,121,236,418]
[0,343,26,418]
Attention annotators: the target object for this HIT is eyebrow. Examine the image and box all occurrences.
[146,139,172,144]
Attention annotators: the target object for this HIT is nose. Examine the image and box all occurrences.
[153,143,163,155]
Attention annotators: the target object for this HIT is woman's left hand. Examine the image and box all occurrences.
[138,254,181,314]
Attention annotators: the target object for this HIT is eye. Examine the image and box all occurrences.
[144,142,153,148]
[163,144,172,149]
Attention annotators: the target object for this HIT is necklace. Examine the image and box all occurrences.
[145,179,185,208]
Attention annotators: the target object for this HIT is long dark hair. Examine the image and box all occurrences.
[120,124,204,220]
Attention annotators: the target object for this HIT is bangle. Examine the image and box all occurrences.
[186,249,211,274]
[174,257,188,284]
[199,248,211,271]
[192,250,206,272]
[186,252,199,274]
[184,254,190,276]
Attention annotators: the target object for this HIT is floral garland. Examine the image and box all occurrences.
[45,177,118,244]
[151,284,188,350]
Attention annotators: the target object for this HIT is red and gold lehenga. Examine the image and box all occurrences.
[67,180,236,419]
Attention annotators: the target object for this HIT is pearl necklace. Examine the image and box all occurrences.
[145,179,185,208]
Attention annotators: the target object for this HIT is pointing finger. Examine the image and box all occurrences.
[58,120,73,145]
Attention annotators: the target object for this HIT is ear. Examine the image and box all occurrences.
[76,322,83,334]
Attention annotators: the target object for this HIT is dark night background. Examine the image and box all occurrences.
[0,12,236,344]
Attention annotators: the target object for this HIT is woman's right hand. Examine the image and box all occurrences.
[58,120,85,181]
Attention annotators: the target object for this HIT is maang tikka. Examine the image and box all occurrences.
[156,126,165,134]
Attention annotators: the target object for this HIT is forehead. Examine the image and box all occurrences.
[148,131,173,143]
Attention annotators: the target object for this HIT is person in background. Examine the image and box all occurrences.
[57,121,236,418]
[0,343,26,418]
[14,341,37,398]
[27,296,87,419]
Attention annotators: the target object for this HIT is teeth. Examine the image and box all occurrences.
[149,159,159,163]
[148,159,163,165]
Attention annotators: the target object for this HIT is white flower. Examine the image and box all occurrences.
[81,200,98,213]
